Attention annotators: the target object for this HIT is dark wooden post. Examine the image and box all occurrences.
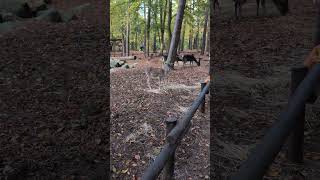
[287,67,307,163]
[162,117,177,180]
[200,81,207,113]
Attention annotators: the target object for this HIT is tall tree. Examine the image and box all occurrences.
[147,0,151,56]
[160,0,168,55]
[180,19,186,52]
[144,1,147,57]
[167,0,173,52]
[165,0,187,69]
[201,7,209,55]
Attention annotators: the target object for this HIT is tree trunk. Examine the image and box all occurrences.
[122,32,126,56]
[167,0,172,52]
[125,1,130,56]
[153,1,158,53]
[144,3,147,57]
[201,7,209,55]
[189,29,193,49]
[314,3,320,46]
[126,22,130,56]
[209,0,214,67]
[180,19,186,52]
[165,0,187,69]
[160,0,168,55]
[205,18,210,54]
[147,0,151,56]
[135,31,138,50]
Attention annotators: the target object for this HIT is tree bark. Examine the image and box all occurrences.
[167,0,172,52]
[165,0,187,69]
[125,1,130,56]
[201,7,209,55]
[160,0,168,55]
[180,19,186,52]
[147,0,151,56]
[189,29,193,49]
[144,2,147,57]
[122,31,126,56]
[314,2,320,46]
[126,22,130,56]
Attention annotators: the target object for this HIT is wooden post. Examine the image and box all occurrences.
[162,117,177,180]
[287,67,307,163]
[200,81,207,113]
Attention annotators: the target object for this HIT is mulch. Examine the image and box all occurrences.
[0,0,108,179]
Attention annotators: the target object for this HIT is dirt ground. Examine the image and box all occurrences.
[0,0,108,179]
[110,53,210,179]
[211,0,320,179]
[110,0,320,179]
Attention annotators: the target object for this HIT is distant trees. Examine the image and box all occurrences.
[111,0,210,56]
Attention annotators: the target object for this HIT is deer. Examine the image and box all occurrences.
[182,54,201,66]
[144,58,170,90]
[234,0,288,19]
[162,54,184,67]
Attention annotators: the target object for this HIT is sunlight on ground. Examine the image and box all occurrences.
[145,83,201,94]
[124,123,154,143]
[177,105,188,113]
[165,83,199,91]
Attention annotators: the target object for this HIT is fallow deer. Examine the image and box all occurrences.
[144,58,170,90]
[182,54,201,66]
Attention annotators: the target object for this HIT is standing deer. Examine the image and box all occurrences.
[234,0,288,19]
[182,54,201,66]
[145,58,170,90]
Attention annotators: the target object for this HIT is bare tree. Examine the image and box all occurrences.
[201,7,209,55]
[165,0,187,69]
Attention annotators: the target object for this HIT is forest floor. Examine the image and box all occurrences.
[110,52,210,179]
[0,0,108,179]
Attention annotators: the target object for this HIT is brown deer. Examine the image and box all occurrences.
[144,58,170,90]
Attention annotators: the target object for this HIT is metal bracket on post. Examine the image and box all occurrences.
[162,117,177,180]
[287,67,307,163]
[200,81,207,113]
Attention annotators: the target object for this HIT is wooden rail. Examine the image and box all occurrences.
[141,80,210,180]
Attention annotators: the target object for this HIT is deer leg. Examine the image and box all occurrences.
[147,76,152,90]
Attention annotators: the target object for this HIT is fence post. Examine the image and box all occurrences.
[287,67,307,163]
[162,117,177,180]
[200,81,207,113]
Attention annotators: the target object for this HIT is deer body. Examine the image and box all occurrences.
[144,60,170,90]
[182,54,201,66]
